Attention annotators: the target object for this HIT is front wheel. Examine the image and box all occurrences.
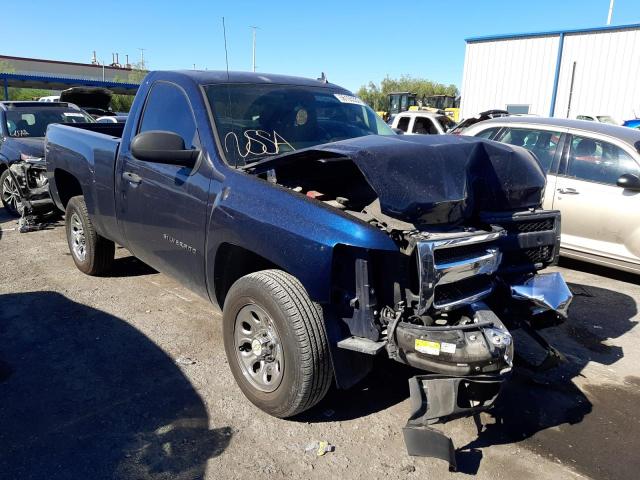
[1,169,22,217]
[65,196,115,275]
[222,269,332,418]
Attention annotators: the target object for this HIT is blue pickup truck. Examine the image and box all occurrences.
[45,71,572,457]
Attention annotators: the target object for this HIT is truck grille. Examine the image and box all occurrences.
[504,245,553,265]
[415,228,504,313]
[433,275,493,308]
[480,210,560,272]
[504,217,555,233]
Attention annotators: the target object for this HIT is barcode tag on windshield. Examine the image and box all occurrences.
[334,94,365,105]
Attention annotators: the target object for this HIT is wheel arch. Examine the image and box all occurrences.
[53,168,83,209]
[212,242,282,310]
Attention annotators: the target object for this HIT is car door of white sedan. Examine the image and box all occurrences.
[552,132,640,266]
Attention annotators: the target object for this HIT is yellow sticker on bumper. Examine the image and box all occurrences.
[415,339,440,356]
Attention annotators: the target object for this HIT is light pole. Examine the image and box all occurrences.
[138,48,146,70]
[250,26,258,72]
[607,0,615,25]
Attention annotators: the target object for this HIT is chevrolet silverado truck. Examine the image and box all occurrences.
[45,71,572,466]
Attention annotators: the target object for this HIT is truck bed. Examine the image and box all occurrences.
[59,122,125,138]
[46,123,123,242]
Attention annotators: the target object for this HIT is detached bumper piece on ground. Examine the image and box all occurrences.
[403,374,504,471]
[399,273,573,470]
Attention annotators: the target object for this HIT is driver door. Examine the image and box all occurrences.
[117,81,211,294]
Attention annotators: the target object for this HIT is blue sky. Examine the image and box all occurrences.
[4,0,640,92]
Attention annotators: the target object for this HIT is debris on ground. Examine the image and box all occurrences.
[18,214,57,233]
[304,440,335,456]
[400,463,416,473]
[176,356,197,365]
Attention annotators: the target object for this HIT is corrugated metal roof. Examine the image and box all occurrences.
[0,73,139,95]
[466,23,640,43]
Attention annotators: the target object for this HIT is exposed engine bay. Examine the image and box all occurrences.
[245,134,574,468]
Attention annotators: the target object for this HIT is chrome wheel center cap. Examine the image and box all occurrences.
[251,338,263,356]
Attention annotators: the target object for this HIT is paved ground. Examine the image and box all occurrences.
[1,208,638,480]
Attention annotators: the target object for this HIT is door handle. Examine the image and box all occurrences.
[557,187,579,195]
[123,171,142,184]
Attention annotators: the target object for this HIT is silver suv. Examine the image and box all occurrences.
[464,117,640,274]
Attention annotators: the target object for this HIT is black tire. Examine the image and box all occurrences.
[1,169,22,217]
[65,196,115,275]
[223,269,332,418]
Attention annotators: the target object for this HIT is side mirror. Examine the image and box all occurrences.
[131,130,199,167]
[616,173,640,191]
[392,128,404,135]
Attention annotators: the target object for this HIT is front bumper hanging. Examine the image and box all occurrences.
[403,373,505,471]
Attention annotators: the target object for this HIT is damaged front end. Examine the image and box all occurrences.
[7,156,56,231]
[247,135,573,467]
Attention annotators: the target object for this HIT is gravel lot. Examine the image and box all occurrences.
[1,208,638,480]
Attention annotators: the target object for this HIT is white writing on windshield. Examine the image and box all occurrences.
[224,129,295,159]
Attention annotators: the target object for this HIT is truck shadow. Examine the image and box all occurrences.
[106,254,159,277]
[0,291,230,480]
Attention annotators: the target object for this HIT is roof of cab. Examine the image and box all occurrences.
[473,116,640,145]
[396,111,446,118]
[150,70,347,90]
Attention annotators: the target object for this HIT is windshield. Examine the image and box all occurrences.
[205,84,394,166]
[436,115,456,131]
[6,106,94,138]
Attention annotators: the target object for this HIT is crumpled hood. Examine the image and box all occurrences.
[1,137,45,163]
[248,134,547,225]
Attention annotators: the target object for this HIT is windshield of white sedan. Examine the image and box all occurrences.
[205,84,394,165]
[6,106,94,137]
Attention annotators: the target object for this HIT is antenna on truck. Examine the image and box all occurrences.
[222,17,230,81]
[221,17,236,168]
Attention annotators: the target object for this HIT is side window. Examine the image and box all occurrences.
[566,135,640,185]
[139,82,197,148]
[396,116,410,132]
[475,127,500,140]
[413,117,438,135]
[577,115,594,121]
[499,127,561,172]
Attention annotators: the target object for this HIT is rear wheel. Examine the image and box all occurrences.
[1,169,22,217]
[65,196,114,275]
[223,269,332,418]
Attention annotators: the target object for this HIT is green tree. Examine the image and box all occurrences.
[111,62,148,112]
[357,75,458,111]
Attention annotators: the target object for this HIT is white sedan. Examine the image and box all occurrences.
[464,116,640,274]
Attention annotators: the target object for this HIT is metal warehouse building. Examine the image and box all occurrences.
[459,23,640,121]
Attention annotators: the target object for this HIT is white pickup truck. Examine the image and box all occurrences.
[390,110,455,135]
